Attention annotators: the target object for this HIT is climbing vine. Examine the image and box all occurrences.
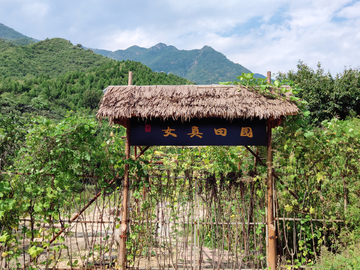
[220,72,309,114]
[1,72,360,268]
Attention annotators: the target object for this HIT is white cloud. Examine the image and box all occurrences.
[20,2,49,21]
[1,0,359,76]
[209,0,360,75]
[0,0,50,38]
[336,1,360,19]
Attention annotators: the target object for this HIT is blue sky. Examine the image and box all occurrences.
[1,0,360,76]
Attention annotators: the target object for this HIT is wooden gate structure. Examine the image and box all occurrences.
[97,72,299,269]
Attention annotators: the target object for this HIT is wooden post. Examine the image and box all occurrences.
[267,71,271,84]
[119,119,130,269]
[267,117,276,269]
[128,71,133,86]
[267,71,276,269]
[119,71,133,269]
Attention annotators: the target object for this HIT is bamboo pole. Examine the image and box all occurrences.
[119,119,130,269]
[24,175,119,268]
[119,71,133,269]
[47,177,117,244]
[128,71,133,86]
[267,71,276,270]
[267,71,271,84]
[267,117,276,270]
[135,146,151,160]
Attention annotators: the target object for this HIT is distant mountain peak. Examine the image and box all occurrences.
[127,45,143,50]
[152,43,167,50]
[201,45,214,50]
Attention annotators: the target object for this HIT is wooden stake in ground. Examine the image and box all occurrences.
[119,71,133,269]
[267,71,276,270]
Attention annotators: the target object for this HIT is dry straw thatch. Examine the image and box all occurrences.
[97,85,298,124]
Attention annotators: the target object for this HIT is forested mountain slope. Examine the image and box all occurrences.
[92,43,264,84]
[0,22,264,84]
[0,38,112,78]
[0,23,37,45]
[0,38,193,118]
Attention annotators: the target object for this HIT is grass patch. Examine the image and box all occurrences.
[316,243,360,269]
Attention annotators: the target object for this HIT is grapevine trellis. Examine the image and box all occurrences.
[2,71,349,269]
[0,148,345,269]
[126,165,268,270]
[95,71,299,270]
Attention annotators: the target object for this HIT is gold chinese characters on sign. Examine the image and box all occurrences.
[214,128,227,136]
[240,127,253,138]
[161,126,254,139]
[162,126,177,137]
[187,126,203,138]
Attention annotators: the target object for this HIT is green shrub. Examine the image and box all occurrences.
[316,243,360,269]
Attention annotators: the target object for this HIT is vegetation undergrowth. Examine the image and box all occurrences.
[315,242,360,270]
[1,53,360,268]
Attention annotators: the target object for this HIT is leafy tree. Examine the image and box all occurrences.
[277,61,360,123]
[82,89,102,110]
[0,114,125,260]
[0,114,28,170]
[30,96,49,110]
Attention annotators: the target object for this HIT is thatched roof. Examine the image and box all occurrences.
[97,85,298,124]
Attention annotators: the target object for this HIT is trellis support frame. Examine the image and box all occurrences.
[119,71,133,269]
[267,71,277,270]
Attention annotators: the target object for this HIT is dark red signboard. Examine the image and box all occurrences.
[130,118,267,146]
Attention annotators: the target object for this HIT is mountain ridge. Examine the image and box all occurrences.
[0,22,265,84]
[91,43,264,84]
[0,23,38,45]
